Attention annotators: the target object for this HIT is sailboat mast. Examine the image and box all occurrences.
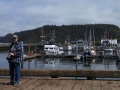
[93,25,95,47]
[40,28,46,45]
[50,30,56,44]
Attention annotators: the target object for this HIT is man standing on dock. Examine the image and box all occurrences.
[7,35,23,85]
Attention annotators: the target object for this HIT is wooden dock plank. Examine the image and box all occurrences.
[0,78,11,90]
[109,81,120,90]
[91,80,101,90]
[82,80,92,90]
[52,80,68,90]
[3,79,31,90]
[100,81,111,90]
[1,78,120,90]
[14,79,38,90]
[41,79,61,90]
[23,79,44,90]
[0,78,29,90]
[33,80,53,90]
[72,80,83,90]
[116,81,120,88]
[62,80,75,90]
[8,78,31,90]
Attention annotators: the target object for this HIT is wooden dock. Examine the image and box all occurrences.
[1,69,120,79]
[0,78,120,90]
[24,54,41,60]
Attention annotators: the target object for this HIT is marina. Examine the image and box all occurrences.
[0,36,120,90]
[1,30,120,90]
[0,0,120,89]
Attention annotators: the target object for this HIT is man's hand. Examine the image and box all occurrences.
[9,52,14,56]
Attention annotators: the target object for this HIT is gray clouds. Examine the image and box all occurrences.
[0,0,120,36]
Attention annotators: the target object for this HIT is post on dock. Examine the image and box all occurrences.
[75,41,79,79]
[28,60,30,69]
[28,45,30,53]
[101,51,104,58]
[75,41,78,69]
[115,47,120,61]
[20,41,24,69]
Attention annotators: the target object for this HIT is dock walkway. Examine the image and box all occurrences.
[0,78,120,90]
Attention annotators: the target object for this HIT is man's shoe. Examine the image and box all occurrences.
[6,82,14,85]
[14,82,20,86]
[11,82,14,85]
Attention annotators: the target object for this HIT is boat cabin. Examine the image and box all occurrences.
[44,45,59,51]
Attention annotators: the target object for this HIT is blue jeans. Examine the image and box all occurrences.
[9,62,20,83]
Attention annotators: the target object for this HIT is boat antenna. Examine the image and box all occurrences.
[93,25,95,47]
[40,28,46,45]
[49,29,56,44]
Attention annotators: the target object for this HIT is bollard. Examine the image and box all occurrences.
[51,76,58,78]
[87,77,96,80]
[101,51,104,58]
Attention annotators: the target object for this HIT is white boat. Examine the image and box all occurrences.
[64,35,73,51]
[89,49,96,56]
[64,45,73,51]
[44,45,64,56]
[104,48,113,52]
[101,32,117,52]
[59,46,64,51]
[101,40,114,52]
[44,30,64,56]
[73,55,82,60]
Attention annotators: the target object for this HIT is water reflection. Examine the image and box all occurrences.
[116,59,120,70]
[64,51,73,55]
[34,58,60,69]
[23,57,119,70]
[44,58,59,68]
[0,51,120,70]
[104,51,113,55]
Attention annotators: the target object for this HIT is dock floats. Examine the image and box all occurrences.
[24,54,41,60]
[23,54,118,60]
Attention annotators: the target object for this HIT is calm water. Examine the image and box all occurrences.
[0,51,120,70]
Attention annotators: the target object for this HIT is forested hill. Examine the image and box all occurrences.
[0,24,120,44]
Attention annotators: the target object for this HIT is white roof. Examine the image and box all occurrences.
[44,45,58,48]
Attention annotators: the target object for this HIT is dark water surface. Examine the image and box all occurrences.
[0,51,120,70]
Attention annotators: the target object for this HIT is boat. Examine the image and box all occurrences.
[44,30,64,56]
[44,45,64,56]
[101,40,114,52]
[83,29,96,56]
[73,55,82,60]
[82,50,93,59]
[64,45,73,51]
[89,49,96,56]
[73,49,95,60]
[64,35,73,51]
[59,46,64,51]
[101,32,117,52]
[32,28,45,54]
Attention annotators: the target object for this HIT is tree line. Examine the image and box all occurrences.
[0,24,120,45]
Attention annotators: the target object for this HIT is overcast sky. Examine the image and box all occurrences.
[0,0,120,36]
